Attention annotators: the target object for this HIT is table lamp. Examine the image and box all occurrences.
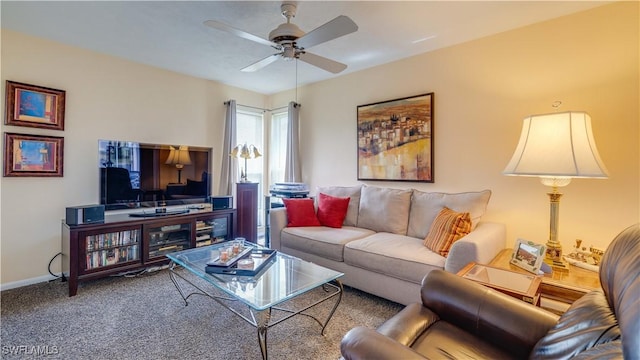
[503,110,608,267]
[165,145,192,183]
[230,143,261,182]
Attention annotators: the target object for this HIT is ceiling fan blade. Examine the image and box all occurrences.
[204,20,278,48]
[241,53,281,72]
[298,52,347,74]
[296,15,358,49]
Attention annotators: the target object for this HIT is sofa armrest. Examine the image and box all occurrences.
[341,327,427,360]
[269,207,288,250]
[421,270,559,358]
[444,221,506,273]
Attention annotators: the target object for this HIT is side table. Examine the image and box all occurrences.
[490,248,600,314]
[457,262,542,306]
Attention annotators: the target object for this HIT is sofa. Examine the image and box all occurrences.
[340,223,640,359]
[269,185,506,305]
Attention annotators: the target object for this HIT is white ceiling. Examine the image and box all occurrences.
[1,1,609,94]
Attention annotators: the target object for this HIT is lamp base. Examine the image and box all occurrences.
[545,242,563,262]
[545,243,569,272]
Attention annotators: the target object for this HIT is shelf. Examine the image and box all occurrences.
[149,238,190,249]
[86,245,140,270]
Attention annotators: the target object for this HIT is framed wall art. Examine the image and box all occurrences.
[510,238,546,274]
[357,93,433,182]
[5,80,66,130]
[3,132,64,177]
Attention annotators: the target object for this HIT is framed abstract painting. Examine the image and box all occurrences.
[3,132,64,177]
[357,93,434,182]
[5,81,66,130]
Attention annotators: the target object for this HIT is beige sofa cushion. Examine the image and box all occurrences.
[357,186,413,235]
[344,232,445,284]
[281,226,375,261]
[317,185,362,226]
[407,190,491,239]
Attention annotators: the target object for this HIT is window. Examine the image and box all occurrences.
[269,110,288,186]
[236,109,264,183]
[236,108,265,226]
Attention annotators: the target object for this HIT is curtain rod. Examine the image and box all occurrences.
[223,102,296,112]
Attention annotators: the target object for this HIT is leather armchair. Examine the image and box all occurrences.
[341,224,640,360]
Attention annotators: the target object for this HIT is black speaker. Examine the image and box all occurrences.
[210,196,232,210]
[66,204,105,225]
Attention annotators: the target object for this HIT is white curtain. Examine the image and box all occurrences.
[284,101,301,182]
[218,100,238,195]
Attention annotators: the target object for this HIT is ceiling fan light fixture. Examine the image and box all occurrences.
[283,45,297,60]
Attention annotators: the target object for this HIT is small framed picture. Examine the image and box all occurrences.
[510,238,546,274]
[5,80,66,131]
[3,132,64,177]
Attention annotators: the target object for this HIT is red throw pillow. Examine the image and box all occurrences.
[283,198,321,227]
[316,193,350,228]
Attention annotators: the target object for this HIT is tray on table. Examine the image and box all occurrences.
[206,246,253,267]
[205,249,277,276]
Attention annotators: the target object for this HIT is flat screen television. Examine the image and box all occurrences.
[98,139,212,211]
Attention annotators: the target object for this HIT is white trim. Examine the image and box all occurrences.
[0,274,62,292]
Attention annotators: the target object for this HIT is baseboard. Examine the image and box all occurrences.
[0,273,62,292]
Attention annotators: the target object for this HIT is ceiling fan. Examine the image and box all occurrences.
[204,2,358,74]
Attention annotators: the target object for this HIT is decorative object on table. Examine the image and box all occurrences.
[503,103,608,269]
[357,93,434,182]
[165,145,191,183]
[3,132,64,177]
[510,238,546,274]
[4,80,66,131]
[229,143,261,182]
[563,239,603,272]
[205,248,278,276]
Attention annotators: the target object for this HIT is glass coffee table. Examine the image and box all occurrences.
[166,243,344,360]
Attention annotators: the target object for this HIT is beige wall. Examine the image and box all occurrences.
[276,2,639,250]
[0,30,267,287]
[1,2,638,288]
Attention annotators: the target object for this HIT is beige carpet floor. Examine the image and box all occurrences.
[1,269,403,359]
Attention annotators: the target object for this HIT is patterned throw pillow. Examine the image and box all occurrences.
[282,198,321,227]
[316,193,350,228]
[423,207,472,256]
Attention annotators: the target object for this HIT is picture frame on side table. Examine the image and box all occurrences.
[3,132,64,177]
[510,238,546,274]
[5,80,66,131]
[357,93,434,182]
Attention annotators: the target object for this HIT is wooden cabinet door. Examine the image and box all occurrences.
[236,182,258,243]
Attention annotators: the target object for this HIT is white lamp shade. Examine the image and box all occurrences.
[165,145,192,166]
[503,111,608,179]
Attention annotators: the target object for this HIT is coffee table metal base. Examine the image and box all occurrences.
[168,262,343,360]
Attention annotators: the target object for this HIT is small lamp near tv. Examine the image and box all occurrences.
[165,145,192,183]
[230,143,261,182]
[503,108,608,267]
